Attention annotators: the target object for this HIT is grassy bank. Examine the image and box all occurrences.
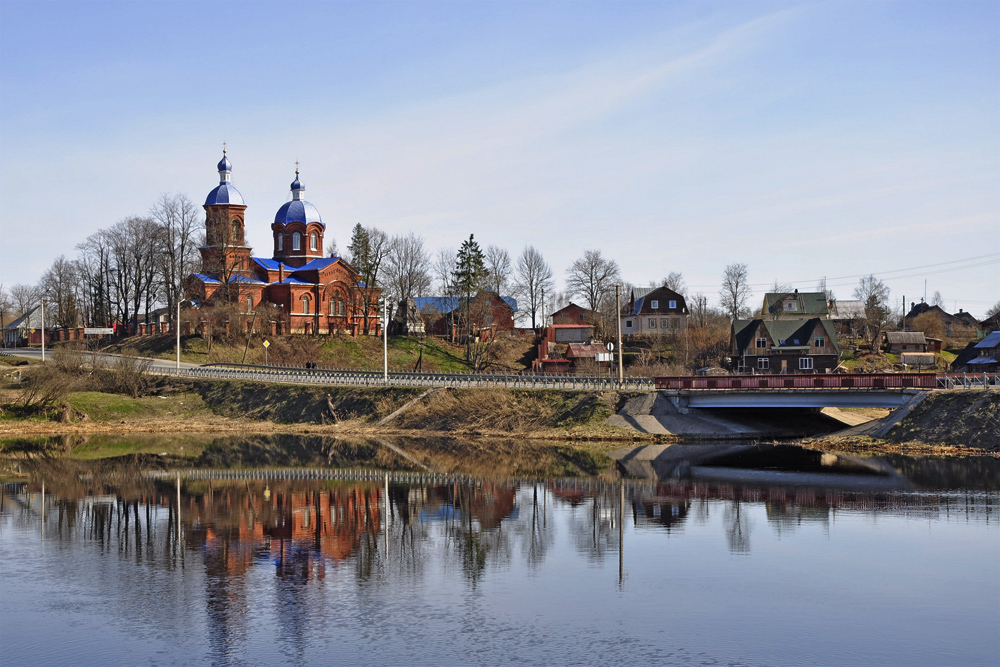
[2,376,647,442]
[803,389,1000,457]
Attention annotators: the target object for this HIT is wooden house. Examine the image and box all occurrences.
[731,318,840,374]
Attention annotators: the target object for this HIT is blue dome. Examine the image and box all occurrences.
[217,154,232,172]
[290,176,304,191]
[205,183,245,206]
[274,200,324,227]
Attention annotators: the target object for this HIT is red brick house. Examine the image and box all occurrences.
[551,303,597,326]
[186,152,379,335]
[413,293,517,339]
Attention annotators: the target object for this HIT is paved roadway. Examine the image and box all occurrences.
[1,348,201,372]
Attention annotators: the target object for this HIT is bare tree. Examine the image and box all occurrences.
[719,263,752,322]
[0,284,9,347]
[347,223,390,334]
[9,284,39,319]
[326,237,340,257]
[931,291,944,307]
[654,271,686,297]
[514,246,554,328]
[432,247,457,296]
[565,249,621,313]
[77,229,116,327]
[986,300,1000,319]
[854,274,891,345]
[40,255,80,328]
[484,245,512,296]
[108,216,161,330]
[151,193,201,316]
[817,277,835,303]
[384,232,431,303]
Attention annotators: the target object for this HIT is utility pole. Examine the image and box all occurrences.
[382,298,388,384]
[176,301,181,370]
[40,299,45,362]
[616,284,624,385]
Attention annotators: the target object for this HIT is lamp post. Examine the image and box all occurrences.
[40,298,45,362]
[381,297,388,384]
[175,300,181,371]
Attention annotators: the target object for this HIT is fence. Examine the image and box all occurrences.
[155,364,655,392]
[653,373,942,390]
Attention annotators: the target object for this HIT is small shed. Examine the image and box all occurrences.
[884,331,928,354]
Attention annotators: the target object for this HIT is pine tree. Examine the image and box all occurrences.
[452,234,488,361]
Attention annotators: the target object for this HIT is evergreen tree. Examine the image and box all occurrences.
[452,234,488,360]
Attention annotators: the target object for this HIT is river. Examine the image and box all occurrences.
[1,441,997,666]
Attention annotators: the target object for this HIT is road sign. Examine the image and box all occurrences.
[84,327,114,335]
[607,342,614,352]
[263,340,270,348]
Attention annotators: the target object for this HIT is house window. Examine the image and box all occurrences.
[757,358,769,370]
[309,232,318,251]
[650,300,659,309]
[669,300,677,309]
[784,301,797,311]
[799,357,814,370]
[648,318,656,329]
[625,320,633,328]
[293,232,301,251]
[301,295,310,314]
[661,318,669,328]
[277,234,283,251]
[814,337,825,348]
[756,337,767,349]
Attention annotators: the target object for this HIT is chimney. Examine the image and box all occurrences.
[911,301,915,309]
[279,263,285,283]
[959,308,964,313]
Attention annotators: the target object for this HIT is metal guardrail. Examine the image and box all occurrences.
[154,365,655,391]
[936,373,999,389]
[654,373,942,391]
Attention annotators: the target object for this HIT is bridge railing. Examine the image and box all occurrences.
[936,373,999,389]
[653,373,939,391]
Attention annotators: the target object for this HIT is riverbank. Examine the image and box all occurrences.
[802,389,1000,457]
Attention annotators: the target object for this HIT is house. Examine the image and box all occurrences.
[950,331,999,373]
[186,151,380,336]
[531,323,607,372]
[761,290,829,319]
[904,302,978,340]
[2,306,40,347]
[827,299,865,337]
[980,311,1000,333]
[413,293,517,339]
[620,286,687,336]
[883,331,928,354]
[551,303,597,326]
[731,318,840,374]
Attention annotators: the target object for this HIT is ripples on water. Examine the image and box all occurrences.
[1,459,998,666]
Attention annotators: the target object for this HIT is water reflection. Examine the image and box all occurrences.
[2,465,998,667]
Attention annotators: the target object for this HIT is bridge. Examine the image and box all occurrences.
[652,373,939,409]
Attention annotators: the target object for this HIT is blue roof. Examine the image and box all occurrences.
[414,295,517,314]
[252,257,281,271]
[296,257,339,271]
[271,276,313,285]
[975,331,1000,348]
[274,200,323,227]
[205,183,245,206]
[967,356,997,365]
[228,274,265,284]
[414,297,460,314]
[218,154,232,172]
[290,175,304,191]
[192,273,220,284]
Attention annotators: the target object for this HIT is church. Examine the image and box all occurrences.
[186,151,381,335]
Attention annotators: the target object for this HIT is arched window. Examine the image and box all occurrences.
[338,298,345,316]
[292,232,301,251]
[231,220,242,244]
[310,232,318,251]
[246,295,253,313]
[277,234,283,251]
[329,297,336,316]
[301,295,310,314]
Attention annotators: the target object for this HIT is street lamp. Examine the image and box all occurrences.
[380,296,388,384]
